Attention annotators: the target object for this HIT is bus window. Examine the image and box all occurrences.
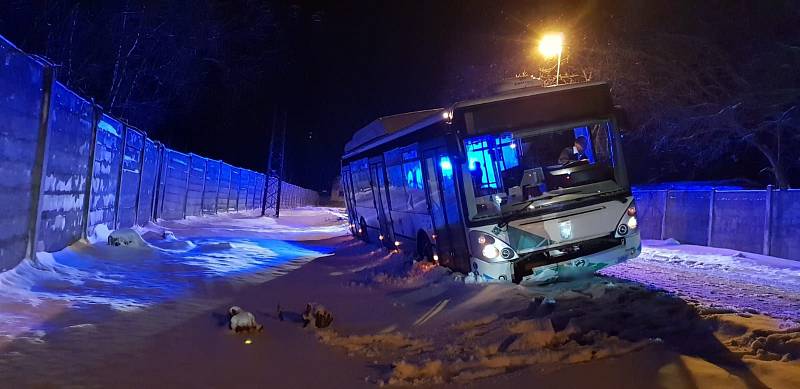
[462,121,620,222]
[351,159,374,208]
[387,164,407,211]
[403,160,426,213]
[385,144,428,214]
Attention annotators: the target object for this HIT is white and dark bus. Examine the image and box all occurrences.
[340,82,641,283]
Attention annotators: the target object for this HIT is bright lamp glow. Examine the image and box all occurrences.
[627,216,638,230]
[538,33,563,58]
[482,244,500,259]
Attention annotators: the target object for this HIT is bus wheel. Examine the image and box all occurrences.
[359,218,369,242]
[416,232,434,262]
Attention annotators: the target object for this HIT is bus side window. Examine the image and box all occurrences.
[403,160,426,213]
[387,164,407,211]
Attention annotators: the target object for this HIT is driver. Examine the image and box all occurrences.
[558,136,588,165]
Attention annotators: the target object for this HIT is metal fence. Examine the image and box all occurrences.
[0,34,318,271]
[634,186,800,261]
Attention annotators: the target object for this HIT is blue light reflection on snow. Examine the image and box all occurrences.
[16,238,333,312]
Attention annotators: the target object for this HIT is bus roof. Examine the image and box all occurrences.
[453,81,609,110]
[342,81,612,161]
[343,108,444,157]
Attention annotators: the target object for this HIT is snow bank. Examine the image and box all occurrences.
[159,207,350,241]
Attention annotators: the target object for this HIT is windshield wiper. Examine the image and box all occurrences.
[497,189,588,227]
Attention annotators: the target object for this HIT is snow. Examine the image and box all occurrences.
[107,228,148,247]
[0,209,798,388]
[600,239,800,325]
[0,208,346,350]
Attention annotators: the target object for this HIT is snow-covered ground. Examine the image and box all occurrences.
[0,208,348,347]
[601,239,800,325]
[0,209,797,388]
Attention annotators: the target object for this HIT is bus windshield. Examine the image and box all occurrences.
[463,120,623,222]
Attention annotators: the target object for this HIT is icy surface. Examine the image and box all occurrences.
[600,240,800,323]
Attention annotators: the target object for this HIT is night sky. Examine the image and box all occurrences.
[2,0,799,190]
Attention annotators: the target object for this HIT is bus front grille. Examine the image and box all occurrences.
[512,235,623,283]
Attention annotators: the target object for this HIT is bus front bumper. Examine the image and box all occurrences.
[469,233,641,284]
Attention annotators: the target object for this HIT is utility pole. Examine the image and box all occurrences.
[262,108,287,217]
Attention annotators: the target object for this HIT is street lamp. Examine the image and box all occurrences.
[538,33,564,86]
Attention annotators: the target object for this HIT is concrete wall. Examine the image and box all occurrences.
[238,170,251,210]
[217,163,232,213]
[771,191,800,260]
[136,139,158,224]
[0,37,45,271]
[116,127,145,229]
[280,180,320,209]
[634,188,800,261]
[0,32,318,272]
[37,82,93,252]
[88,115,123,237]
[159,150,189,220]
[202,160,221,214]
[228,168,241,212]
[185,154,206,217]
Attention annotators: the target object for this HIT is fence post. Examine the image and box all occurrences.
[133,131,146,226]
[214,161,221,214]
[155,146,166,220]
[706,189,715,247]
[147,142,160,223]
[81,100,100,239]
[763,185,773,256]
[659,190,669,240]
[27,65,54,259]
[113,126,128,229]
[199,159,207,215]
[182,155,192,219]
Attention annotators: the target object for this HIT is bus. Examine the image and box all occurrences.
[340,81,641,283]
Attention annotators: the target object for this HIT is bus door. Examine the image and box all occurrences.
[342,169,356,227]
[424,149,468,270]
[370,162,393,245]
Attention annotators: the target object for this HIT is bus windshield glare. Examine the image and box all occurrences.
[463,120,622,222]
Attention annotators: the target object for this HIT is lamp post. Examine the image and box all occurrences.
[538,33,564,86]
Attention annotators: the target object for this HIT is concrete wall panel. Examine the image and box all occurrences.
[0,37,46,270]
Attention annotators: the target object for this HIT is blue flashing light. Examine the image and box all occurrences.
[439,157,453,173]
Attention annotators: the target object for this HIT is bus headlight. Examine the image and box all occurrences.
[627,216,638,230]
[482,244,500,259]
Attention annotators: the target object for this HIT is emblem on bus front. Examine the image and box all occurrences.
[559,220,573,240]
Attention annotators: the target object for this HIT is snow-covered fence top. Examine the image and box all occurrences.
[633,186,800,262]
[0,33,318,272]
